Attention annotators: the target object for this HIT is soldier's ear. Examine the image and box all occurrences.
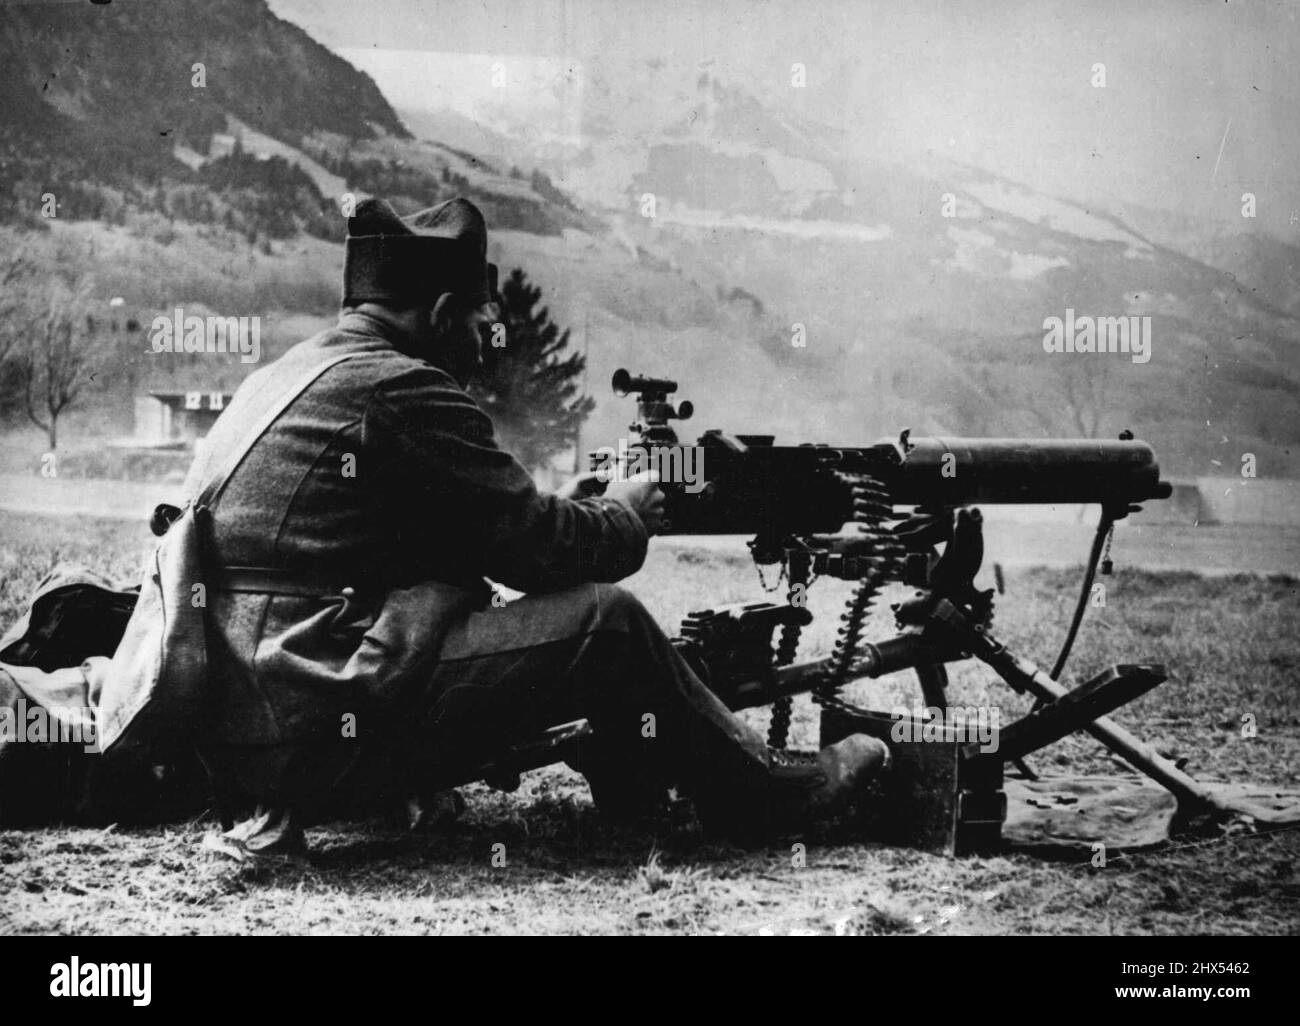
[429,292,457,334]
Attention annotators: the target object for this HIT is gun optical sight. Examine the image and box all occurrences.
[613,369,678,397]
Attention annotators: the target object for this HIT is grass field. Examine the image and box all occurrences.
[1,509,1299,935]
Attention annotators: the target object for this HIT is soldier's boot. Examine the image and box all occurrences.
[689,733,892,842]
[767,734,892,826]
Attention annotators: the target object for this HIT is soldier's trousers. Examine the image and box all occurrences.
[206,583,777,829]
[402,583,774,822]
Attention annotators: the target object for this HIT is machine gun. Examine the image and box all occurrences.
[595,368,1169,537]
[462,370,1237,853]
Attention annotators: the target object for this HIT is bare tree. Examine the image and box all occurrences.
[15,281,101,450]
[0,250,32,367]
[1021,359,1112,439]
[973,333,1115,440]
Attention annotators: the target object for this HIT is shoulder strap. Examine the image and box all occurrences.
[195,352,359,509]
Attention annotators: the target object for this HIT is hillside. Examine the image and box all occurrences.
[0,0,606,451]
[0,0,587,239]
[0,0,395,238]
[0,0,405,152]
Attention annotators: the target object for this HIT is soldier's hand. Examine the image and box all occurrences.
[605,473,666,535]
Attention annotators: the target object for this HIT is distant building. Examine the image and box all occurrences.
[132,390,234,447]
[1118,476,1300,528]
[208,133,238,160]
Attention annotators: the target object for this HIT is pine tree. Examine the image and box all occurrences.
[469,268,594,472]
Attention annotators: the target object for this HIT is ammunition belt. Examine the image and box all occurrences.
[766,470,904,747]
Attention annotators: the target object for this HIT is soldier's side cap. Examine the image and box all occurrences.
[343,197,496,307]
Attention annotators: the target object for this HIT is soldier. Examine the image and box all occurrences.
[188,197,890,853]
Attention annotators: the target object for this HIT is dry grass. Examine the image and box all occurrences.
[1,509,1298,935]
